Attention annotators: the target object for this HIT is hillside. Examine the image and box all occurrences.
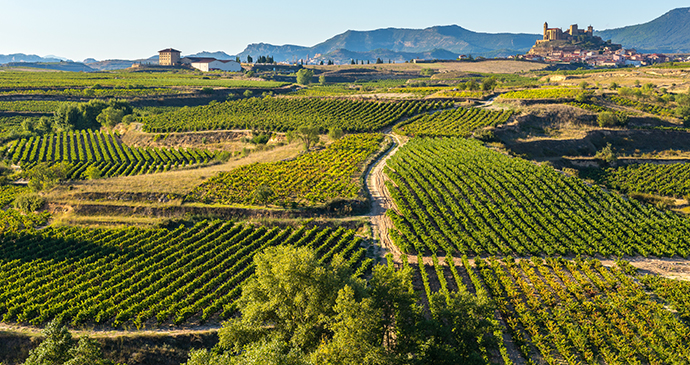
[236,25,541,62]
[0,53,67,64]
[596,7,690,53]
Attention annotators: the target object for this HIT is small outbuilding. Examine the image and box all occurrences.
[190,59,242,72]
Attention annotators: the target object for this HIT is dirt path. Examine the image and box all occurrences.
[0,322,220,338]
[365,131,405,262]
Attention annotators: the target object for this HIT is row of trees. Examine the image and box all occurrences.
[22,99,134,136]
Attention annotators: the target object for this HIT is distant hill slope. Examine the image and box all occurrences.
[0,53,66,64]
[185,51,235,60]
[596,7,690,53]
[2,62,95,72]
[236,25,541,62]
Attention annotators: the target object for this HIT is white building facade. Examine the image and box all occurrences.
[191,59,242,72]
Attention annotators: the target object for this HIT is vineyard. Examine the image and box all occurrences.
[0,100,69,113]
[410,254,690,365]
[141,98,447,133]
[587,162,690,198]
[7,130,216,179]
[186,133,383,206]
[385,137,690,257]
[607,95,676,117]
[0,221,372,328]
[0,185,50,233]
[0,87,180,98]
[0,71,288,89]
[500,88,582,99]
[394,107,512,137]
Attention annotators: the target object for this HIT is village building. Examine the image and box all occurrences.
[189,58,242,72]
[158,48,181,66]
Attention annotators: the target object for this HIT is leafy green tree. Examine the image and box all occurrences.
[579,81,589,90]
[466,80,479,91]
[27,162,69,192]
[83,165,102,180]
[252,184,274,206]
[218,246,359,353]
[327,127,343,140]
[296,69,314,85]
[96,107,125,128]
[595,143,617,164]
[609,82,619,90]
[420,69,435,76]
[287,125,319,150]
[13,192,45,213]
[23,320,110,365]
[319,75,327,85]
[481,77,497,92]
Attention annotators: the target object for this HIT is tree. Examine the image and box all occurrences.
[351,59,356,65]
[296,69,314,85]
[27,162,69,192]
[23,319,110,365]
[319,75,327,85]
[579,81,589,90]
[595,143,617,164]
[597,111,627,127]
[481,77,497,92]
[328,127,343,140]
[96,107,125,128]
[13,192,45,213]
[376,58,383,64]
[327,60,334,65]
[466,80,479,91]
[252,184,274,206]
[287,125,319,150]
[83,165,102,180]
[247,55,253,63]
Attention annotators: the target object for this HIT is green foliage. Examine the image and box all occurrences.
[587,162,690,198]
[13,192,45,213]
[287,125,320,150]
[420,68,436,76]
[187,134,383,206]
[385,137,690,257]
[501,88,583,99]
[26,162,69,191]
[319,75,327,85]
[597,111,628,127]
[395,106,512,138]
[327,127,344,140]
[0,222,370,327]
[141,98,441,133]
[23,319,110,365]
[296,69,314,85]
[9,130,215,180]
[480,77,497,92]
[594,143,617,164]
[82,165,102,180]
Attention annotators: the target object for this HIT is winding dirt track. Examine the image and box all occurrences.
[364,131,405,261]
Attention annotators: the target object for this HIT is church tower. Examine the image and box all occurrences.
[543,22,548,39]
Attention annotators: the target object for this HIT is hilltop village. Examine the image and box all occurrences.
[519,22,677,66]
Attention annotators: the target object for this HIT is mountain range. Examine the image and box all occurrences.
[1,7,688,70]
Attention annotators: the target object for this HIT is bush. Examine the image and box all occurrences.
[200,87,214,94]
[83,165,102,180]
[595,143,617,164]
[296,69,314,85]
[328,127,344,140]
[420,68,436,76]
[597,111,627,127]
[13,192,45,213]
[243,90,254,98]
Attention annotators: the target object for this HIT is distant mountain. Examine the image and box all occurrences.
[0,53,66,64]
[236,26,541,63]
[2,62,95,72]
[83,58,98,64]
[596,7,690,53]
[185,51,235,60]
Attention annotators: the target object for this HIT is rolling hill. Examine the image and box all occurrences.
[595,7,690,53]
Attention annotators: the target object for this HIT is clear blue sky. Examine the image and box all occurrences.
[0,0,687,61]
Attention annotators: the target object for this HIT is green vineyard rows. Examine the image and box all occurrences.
[187,133,383,206]
[0,100,68,113]
[385,137,690,257]
[607,95,676,117]
[500,88,582,99]
[395,107,512,137]
[641,275,690,323]
[410,254,690,364]
[0,221,372,328]
[0,87,180,98]
[0,71,288,89]
[589,162,690,198]
[141,98,448,133]
[7,130,216,179]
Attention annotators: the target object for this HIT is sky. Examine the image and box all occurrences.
[0,0,687,61]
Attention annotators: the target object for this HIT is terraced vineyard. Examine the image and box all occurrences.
[0,221,372,328]
[385,138,690,257]
[0,100,68,113]
[394,107,512,137]
[588,162,690,198]
[142,98,446,133]
[7,130,216,179]
[608,95,676,117]
[187,133,383,206]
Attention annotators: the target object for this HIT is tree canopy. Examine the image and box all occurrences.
[185,246,497,365]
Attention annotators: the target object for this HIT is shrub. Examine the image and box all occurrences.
[597,111,627,127]
[13,192,45,213]
[83,165,102,180]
